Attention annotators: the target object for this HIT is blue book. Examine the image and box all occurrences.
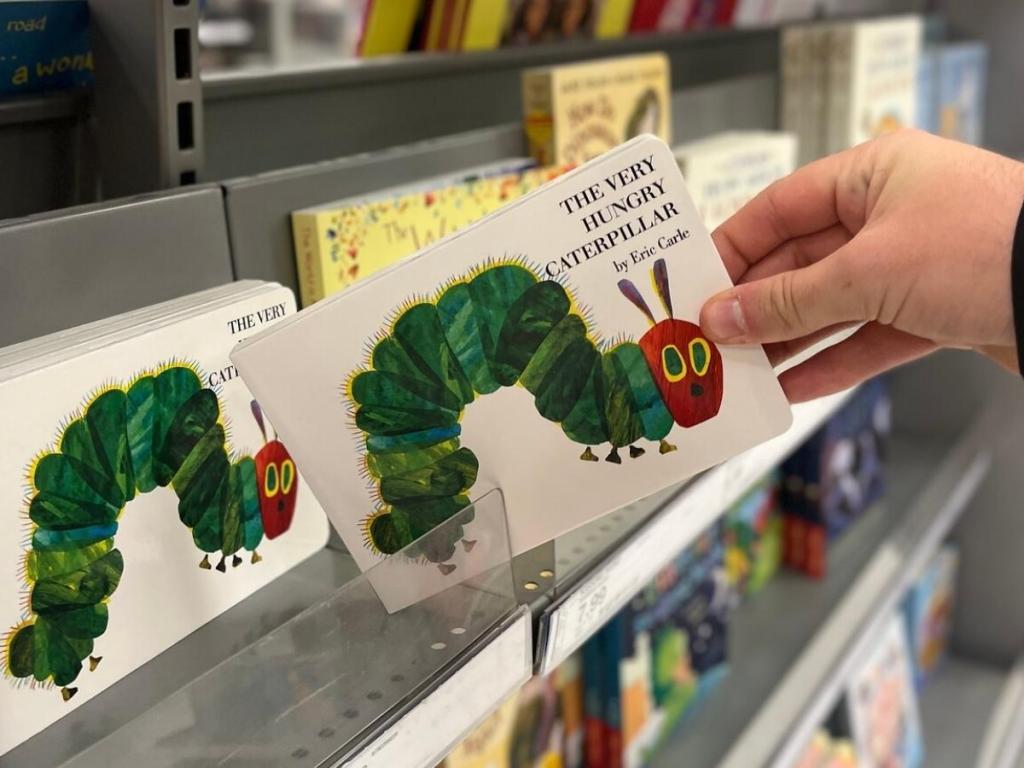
[938,41,989,146]
[915,47,940,134]
[0,0,92,96]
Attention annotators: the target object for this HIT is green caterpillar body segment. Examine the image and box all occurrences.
[5,364,301,700]
[351,262,681,563]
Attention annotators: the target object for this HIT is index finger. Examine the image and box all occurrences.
[712,150,849,282]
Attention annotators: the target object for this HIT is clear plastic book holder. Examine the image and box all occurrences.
[57,490,517,768]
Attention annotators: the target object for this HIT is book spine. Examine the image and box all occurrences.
[291,212,325,308]
[827,23,854,156]
[583,632,609,768]
[522,70,557,166]
[604,617,625,768]
[780,26,810,166]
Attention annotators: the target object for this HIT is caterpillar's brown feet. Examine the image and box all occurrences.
[659,439,677,454]
[438,563,457,576]
[199,554,212,570]
[88,656,102,672]
[605,447,622,464]
[251,550,263,564]
[580,447,599,462]
[462,539,477,553]
[215,556,227,573]
[232,554,242,568]
[61,687,78,702]
[629,445,645,459]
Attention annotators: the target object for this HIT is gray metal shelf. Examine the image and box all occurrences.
[920,656,1009,768]
[649,405,998,768]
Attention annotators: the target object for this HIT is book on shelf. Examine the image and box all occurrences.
[233,135,793,611]
[846,612,925,768]
[594,0,636,38]
[782,16,923,163]
[0,282,329,757]
[673,130,798,230]
[902,544,958,688]
[583,522,730,767]
[291,160,572,307]
[937,41,988,146]
[359,0,422,56]
[0,0,92,96]
[521,53,672,166]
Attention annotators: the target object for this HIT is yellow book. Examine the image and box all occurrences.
[360,0,422,57]
[521,53,672,166]
[594,0,635,38]
[461,0,509,50]
[444,693,520,768]
[290,164,572,306]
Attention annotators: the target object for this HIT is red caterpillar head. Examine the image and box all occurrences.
[618,258,724,427]
[251,401,298,539]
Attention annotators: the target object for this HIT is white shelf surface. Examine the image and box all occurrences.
[648,406,996,768]
[537,390,854,674]
[920,655,1008,768]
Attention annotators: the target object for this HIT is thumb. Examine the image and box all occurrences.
[701,252,872,345]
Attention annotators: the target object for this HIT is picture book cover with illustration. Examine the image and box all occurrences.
[0,0,92,95]
[233,135,792,611]
[521,53,672,166]
[292,162,571,307]
[0,286,329,756]
[847,613,925,768]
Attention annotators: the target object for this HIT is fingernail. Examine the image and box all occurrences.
[703,296,747,342]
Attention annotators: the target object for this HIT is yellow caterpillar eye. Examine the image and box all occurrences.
[281,459,295,495]
[264,463,279,498]
[661,345,687,383]
[689,339,711,377]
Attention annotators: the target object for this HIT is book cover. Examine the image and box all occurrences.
[628,0,670,31]
[937,41,988,147]
[445,691,521,768]
[461,0,509,50]
[0,286,329,756]
[504,0,553,45]
[903,544,958,687]
[583,630,610,768]
[723,472,782,599]
[846,16,923,147]
[0,0,92,95]
[674,131,798,230]
[359,0,422,57]
[847,613,925,768]
[915,47,940,134]
[233,136,793,611]
[291,163,569,307]
[594,0,636,38]
[522,53,672,166]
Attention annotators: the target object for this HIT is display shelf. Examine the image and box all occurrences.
[920,656,1008,768]
[976,652,1024,768]
[664,404,997,768]
[9,491,529,768]
[535,389,854,674]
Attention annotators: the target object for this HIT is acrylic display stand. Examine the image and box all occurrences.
[9,491,531,768]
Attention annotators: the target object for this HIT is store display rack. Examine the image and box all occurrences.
[3,3,1022,766]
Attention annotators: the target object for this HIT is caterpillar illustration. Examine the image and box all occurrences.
[3,363,298,701]
[347,257,723,567]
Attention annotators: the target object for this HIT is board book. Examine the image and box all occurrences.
[233,135,792,611]
[0,283,329,756]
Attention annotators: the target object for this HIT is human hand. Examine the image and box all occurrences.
[699,130,1024,403]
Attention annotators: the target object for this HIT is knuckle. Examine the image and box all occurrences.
[764,272,805,335]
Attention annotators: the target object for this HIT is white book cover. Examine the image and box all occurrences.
[847,613,925,768]
[0,286,329,756]
[847,16,923,147]
[232,136,793,610]
[675,131,798,230]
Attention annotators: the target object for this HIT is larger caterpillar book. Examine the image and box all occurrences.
[0,283,329,756]
[232,135,793,611]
